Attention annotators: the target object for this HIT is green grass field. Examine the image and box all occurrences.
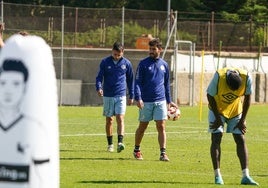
[60,104,268,188]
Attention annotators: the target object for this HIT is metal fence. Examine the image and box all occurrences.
[1,2,268,106]
[1,2,268,52]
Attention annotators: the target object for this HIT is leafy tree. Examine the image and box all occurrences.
[197,0,247,13]
[237,0,268,22]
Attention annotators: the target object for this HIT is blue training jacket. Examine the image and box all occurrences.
[95,56,134,99]
[134,56,171,103]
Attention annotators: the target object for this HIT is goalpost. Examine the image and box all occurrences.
[173,41,196,106]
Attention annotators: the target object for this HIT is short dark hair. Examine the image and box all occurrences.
[112,41,124,51]
[18,31,29,36]
[149,38,162,49]
[226,70,242,90]
[0,59,29,82]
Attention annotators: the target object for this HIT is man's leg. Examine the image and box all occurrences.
[211,132,223,169]
[116,114,125,152]
[135,121,148,147]
[155,120,166,149]
[133,122,149,160]
[156,120,169,161]
[106,116,114,152]
[116,114,124,136]
[233,134,248,169]
[211,132,224,184]
[233,134,259,185]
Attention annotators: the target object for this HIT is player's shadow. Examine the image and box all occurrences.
[77,180,203,185]
[77,180,249,186]
[60,157,131,161]
[60,149,90,152]
[257,174,268,177]
[60,149,131,161]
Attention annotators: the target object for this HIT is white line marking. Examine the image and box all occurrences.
[60,131,205,137]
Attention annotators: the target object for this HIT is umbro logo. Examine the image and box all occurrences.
[222,92,238,102]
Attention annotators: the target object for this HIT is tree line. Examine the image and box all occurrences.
[3,0,268,20]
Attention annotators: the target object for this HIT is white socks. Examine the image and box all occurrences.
[214,168,249,177]
[214,169,222,177]
[242,168,249,177]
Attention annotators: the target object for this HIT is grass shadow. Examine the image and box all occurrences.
[60,157,131,161]
[77,180,246,186]
[77,180,199,185]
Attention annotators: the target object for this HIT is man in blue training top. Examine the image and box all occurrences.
[96,41,134,153]
[133,38,177,161]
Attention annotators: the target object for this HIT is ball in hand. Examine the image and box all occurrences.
[167,107,181,121]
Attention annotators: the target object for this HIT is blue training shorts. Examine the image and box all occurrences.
[103,96,126,117]
[208,109,243,134]
[139,100,167,122]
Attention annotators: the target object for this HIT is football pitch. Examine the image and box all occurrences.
[60,104,268,188]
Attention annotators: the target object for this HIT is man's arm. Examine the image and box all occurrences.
[95,61,105,97]
[126,61,134,103]
[234,94,251,134]
[233,71,252,134]
[241,94,251,122]
[207,93,222,130]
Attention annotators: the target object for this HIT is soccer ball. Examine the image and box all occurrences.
[167,107,181,121]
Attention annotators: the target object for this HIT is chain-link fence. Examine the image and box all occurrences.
[1,2,268,106]
[1,2,268,52]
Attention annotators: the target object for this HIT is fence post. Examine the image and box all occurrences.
[263,22,268,47]
[122,6,124,46]
[167,0,171,41]
[59,5,64,106]
[1,1,3,23]
[211,11,214,51]
[0,1,3,40]
[74,7,78,47]
[249,14,253,51]
[48,17,53,46]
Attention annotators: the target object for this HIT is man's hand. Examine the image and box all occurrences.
[168,101,178,109]
[97,89,103,97]
[210,118,223,131]
[233,120,247,134]
[136,100,144,109]
[127,99,134,105]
